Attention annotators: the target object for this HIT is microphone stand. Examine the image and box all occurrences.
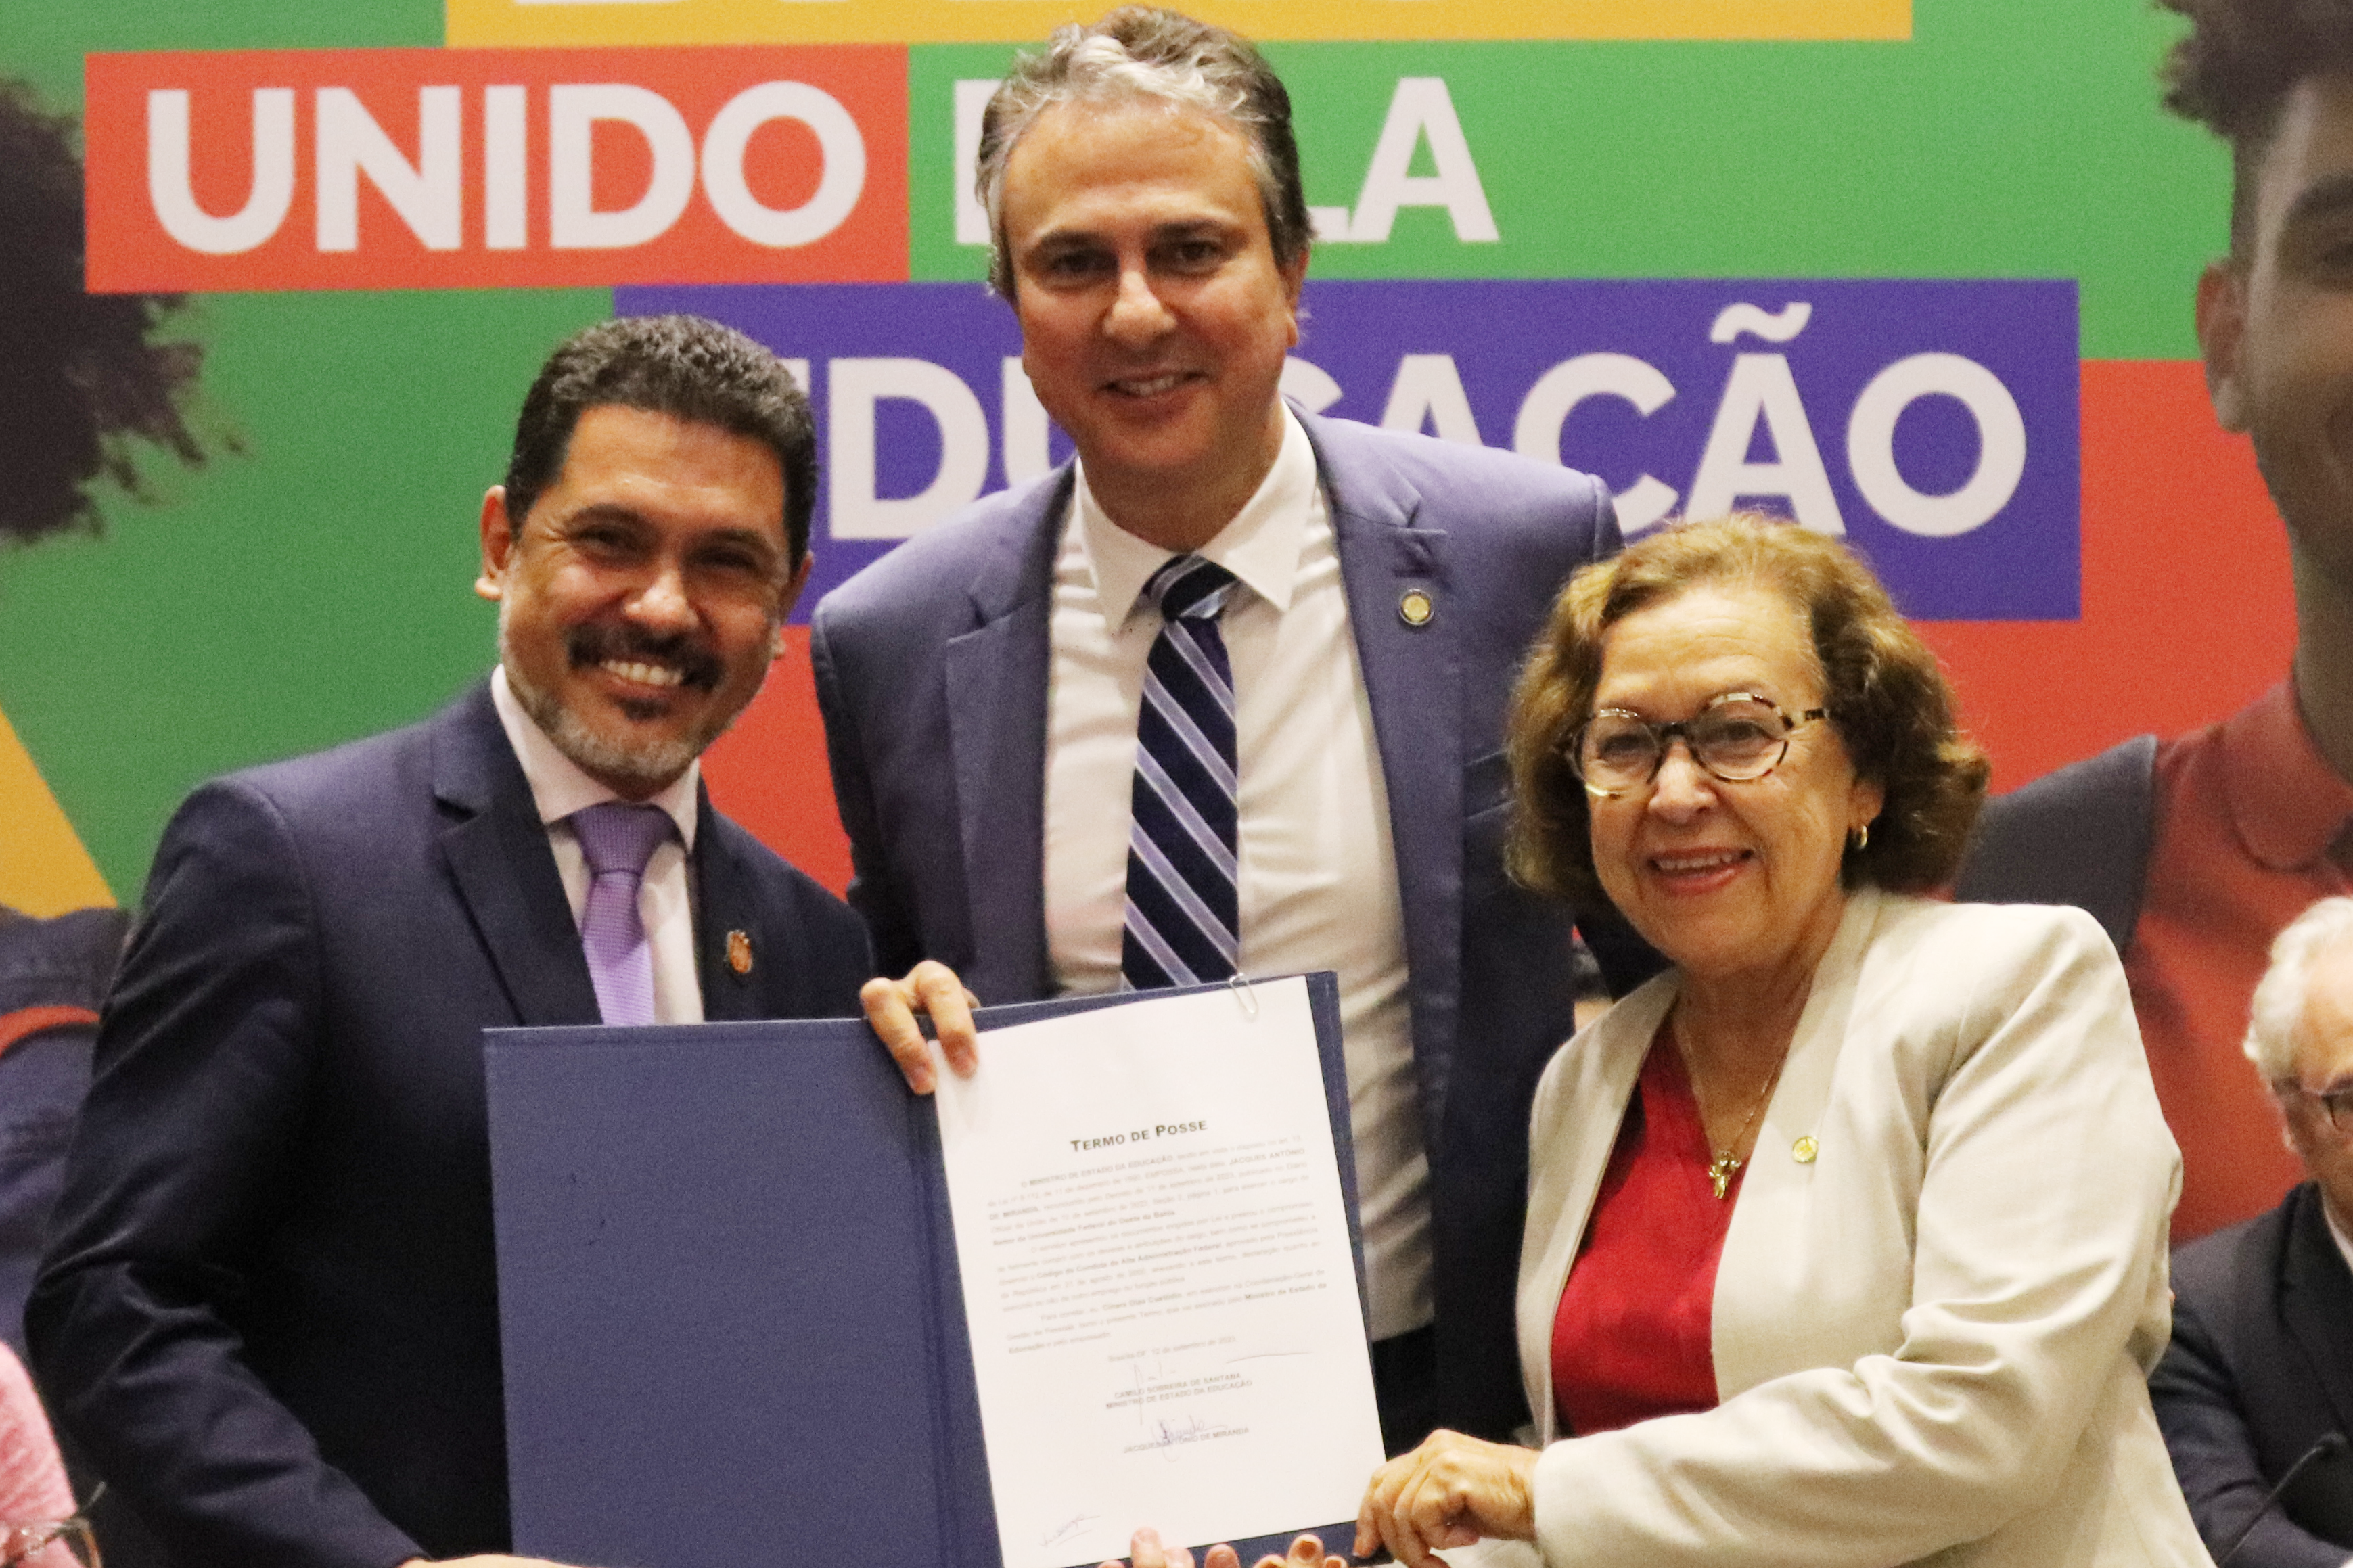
[2216,1431,2351,1568]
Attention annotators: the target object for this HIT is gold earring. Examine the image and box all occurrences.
[1850,823,1870,853]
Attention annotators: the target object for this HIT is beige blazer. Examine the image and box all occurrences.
[1471,890,2211,1568]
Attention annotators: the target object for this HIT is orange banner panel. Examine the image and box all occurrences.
[85,46,907,292]
[701,628,853,897]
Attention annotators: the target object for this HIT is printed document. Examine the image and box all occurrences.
[934,977,1386,1568]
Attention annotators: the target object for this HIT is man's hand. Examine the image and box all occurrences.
[1100,1526,1345,1568]
[859,960,980,1093]
[1356,1429,1539,1567]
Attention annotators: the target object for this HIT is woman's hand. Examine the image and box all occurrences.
[1099,1526,1345,1568]
[1356,1429,1540,1567]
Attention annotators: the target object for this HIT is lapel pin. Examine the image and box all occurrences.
[726,929,754,977]
[1398,589,1434,628]
[1792,1135,1818,1164]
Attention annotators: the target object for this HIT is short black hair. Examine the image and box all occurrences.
[0,78,209,544]
[2158,0,2353,256]
[503,315,817,565]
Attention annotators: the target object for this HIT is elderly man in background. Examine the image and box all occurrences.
[821,7,1637,1454]
[2154,896,2353,1567]
[28,315,872,1568]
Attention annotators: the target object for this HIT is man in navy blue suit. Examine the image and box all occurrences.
[821,7,1641,1456]
[28,315,872,1568]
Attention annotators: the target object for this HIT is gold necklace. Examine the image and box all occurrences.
[1701,1049,1789,1200]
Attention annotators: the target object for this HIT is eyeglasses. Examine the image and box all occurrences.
[0,1514,96,1566]
[1569,693,1828,800]
[2275,1079,2353,1138]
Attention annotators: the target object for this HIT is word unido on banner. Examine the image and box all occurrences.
[620,277,2080,623]
[82,47,908,292]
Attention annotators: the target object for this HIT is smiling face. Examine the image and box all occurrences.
[2200,73,2353,591]
[476,402,810,800]
[1001,98,1305,549]
[1586,582,1883,994]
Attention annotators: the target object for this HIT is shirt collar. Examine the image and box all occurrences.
[1071,405,1319,627]
[490,665,700,850]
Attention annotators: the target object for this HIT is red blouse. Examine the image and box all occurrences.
[1549,1026,1737,1436]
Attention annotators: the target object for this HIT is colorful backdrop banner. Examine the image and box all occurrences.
[626,277,2078,621]
[1,1,2275,913]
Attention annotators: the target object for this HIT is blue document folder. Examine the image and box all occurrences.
[486,973,1361,1568]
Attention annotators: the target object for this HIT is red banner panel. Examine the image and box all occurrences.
[85,46,908,292]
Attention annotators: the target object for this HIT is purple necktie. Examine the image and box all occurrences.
[570,802,673,1027]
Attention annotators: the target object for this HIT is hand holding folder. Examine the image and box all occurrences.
[488,973,1381,1568]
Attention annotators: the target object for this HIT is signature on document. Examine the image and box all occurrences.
[1042,1513,1101,1550]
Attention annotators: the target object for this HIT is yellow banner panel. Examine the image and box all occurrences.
[0,706,115,917]
[447,0,1908,48]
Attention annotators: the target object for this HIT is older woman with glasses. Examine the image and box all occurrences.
[1103,517,2207,1568]
[1327,515,2205,1568]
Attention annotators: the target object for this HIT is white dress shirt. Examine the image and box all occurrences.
[1041,407,1430,1341]
[490,665,704,1025]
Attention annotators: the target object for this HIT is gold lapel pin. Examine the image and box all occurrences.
[1398,589,1434,628]
[1792,1135,1819,1165]
[726,929,754,976]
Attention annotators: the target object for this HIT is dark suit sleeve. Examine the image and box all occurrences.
[26,782,421,1568]
[2151,1286,2350,1568]
[787,875,877,1019]
[809,605,922,977]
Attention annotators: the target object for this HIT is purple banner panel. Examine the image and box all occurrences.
[620,278,2080,622]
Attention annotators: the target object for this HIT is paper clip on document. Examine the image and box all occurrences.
[1227,971,1258,1019]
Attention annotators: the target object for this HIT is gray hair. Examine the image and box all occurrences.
[974,7,1312,298]
[2245,896,2353,1082]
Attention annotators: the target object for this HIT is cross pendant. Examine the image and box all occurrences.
[1707,1151,1741,1199]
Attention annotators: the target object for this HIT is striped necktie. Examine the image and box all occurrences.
[570,801,673,1026]
[1121,554,1241,990]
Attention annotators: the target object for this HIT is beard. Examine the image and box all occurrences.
[499,606,750,795]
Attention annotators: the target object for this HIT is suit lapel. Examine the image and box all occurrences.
[1310,416,1465,1140]
[432,683,601,1027]
[2281,1184,2353,1435]
[691,798,769,1023]
[944,470,1070,999]
[1518,978,1671,1437]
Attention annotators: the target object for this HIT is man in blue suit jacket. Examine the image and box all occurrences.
[28,317,872,1568]
[822,7,1640,1451]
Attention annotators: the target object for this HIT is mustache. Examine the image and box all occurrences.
[564,622,725,691]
